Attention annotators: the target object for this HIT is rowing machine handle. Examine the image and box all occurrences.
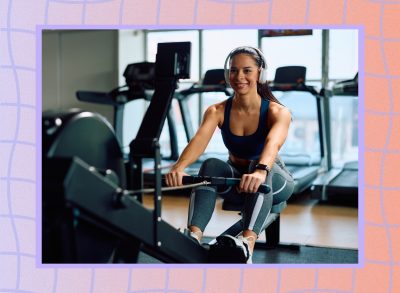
[182,176,271,194]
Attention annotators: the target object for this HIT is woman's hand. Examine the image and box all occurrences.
[165,167,189,187]
[238,170,268,193]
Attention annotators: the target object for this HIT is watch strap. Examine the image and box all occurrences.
[255,163,271,174]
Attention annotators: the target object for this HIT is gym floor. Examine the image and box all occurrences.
[143,191,358,250]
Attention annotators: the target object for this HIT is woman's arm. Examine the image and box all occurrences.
[240,104,291,193]
[258,104,291,170]
[165,104,222,186]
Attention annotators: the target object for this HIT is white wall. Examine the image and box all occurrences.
[118,30,146,85]
[117,30,148,151]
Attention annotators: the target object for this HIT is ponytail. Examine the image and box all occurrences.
[257,82,284,106]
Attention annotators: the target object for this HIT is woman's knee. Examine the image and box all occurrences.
[276,183,294,203]
[198,158,231,177]
[269,163,294,205]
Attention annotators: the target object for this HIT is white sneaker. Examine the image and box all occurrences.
[237,236,253,264]
[189,231,201,244]
[179,228,201,244]
[215,234,251,263]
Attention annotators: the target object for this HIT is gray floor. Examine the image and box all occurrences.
[137,244,358,264]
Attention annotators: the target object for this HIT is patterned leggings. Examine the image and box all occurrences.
[188,156,294,235]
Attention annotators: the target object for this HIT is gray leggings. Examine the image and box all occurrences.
[188,156,294,235]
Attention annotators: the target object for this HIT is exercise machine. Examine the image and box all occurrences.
[311,74,358,205]
[43,42,286,264]
[76,62,180,160]
[44,155,272,263]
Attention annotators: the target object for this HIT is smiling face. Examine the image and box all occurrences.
[229,53,260,96]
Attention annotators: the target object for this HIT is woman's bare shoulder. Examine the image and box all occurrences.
[203,99,228,126]
[205,99,227,115]
[269,101,291,121]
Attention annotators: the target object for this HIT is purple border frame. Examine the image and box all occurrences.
[36,24,365,269]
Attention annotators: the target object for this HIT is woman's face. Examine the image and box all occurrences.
[229,53,260,95]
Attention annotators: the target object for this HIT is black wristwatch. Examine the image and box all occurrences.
[255,163,271,175]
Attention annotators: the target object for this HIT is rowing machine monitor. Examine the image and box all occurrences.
[155,42,191,79]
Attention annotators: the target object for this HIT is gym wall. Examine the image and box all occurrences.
[42,30,119,125]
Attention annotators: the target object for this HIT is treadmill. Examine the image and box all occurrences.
[270,66,324,194]
[311,74,358,205]
[76,62,182,161]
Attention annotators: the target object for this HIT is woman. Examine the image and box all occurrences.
[165,46,294,263]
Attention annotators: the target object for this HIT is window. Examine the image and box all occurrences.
[328,29,359,168]
[201,29,258,75]
[329,29,358,81]
[277,91,321,165]
[261,30,322,87]
[329,95,358,167]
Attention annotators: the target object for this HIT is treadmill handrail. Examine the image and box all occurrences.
[270,82,319,96]
[176,83,232,99]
